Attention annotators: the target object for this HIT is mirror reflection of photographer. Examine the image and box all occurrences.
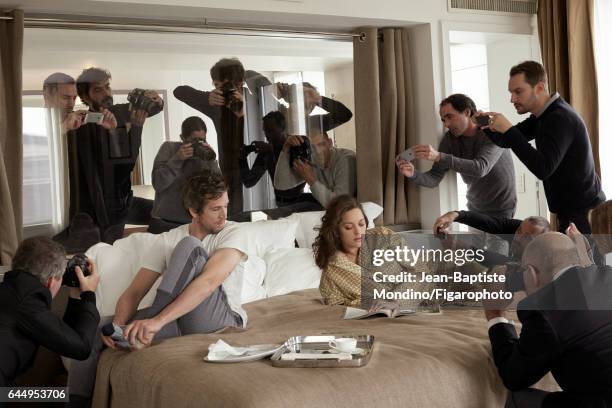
[174,58,271,218]
[274,130,356,210]
[149,117,221,233]
[239,111,307,207]
[42,72,91,132]
[66,67,164,246]
[0,237,100,387]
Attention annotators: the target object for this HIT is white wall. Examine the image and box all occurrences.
[324,62,355,150]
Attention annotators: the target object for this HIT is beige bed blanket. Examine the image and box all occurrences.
[92,289,559,408]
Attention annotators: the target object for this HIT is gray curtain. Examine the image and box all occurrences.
[0,9,23,265]
[353,27,419,226]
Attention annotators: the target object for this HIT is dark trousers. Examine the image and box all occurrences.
[102,197,153,244]
[557,209,592,234]
[148,218,184,234]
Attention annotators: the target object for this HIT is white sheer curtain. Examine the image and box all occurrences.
[46,108,70,234]
[594,0,612,198]
[22,106,69,236]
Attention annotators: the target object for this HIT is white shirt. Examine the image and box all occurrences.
[141,222,250,326]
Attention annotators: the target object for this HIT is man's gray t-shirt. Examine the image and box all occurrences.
[151,141,221,223]
[410,130,516,216]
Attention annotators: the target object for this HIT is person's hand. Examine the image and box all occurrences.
[62,110,86,131]
[100,108,118,130]
[176,143,194,160]
[252,141,272,154]
[76,258,100,293]
[292,159,317,185]
[483,112,513,134]
[123,318,161,348]
[433,211,459,234]
[303,84,322,112]
[484,309,506,321]
[208,89,226,107]
[282,135,304,153]
[129,109,148,127]
[101,325,118,349]
[565,222,581,238]
[412,144,441,162]
[396,158,415,178]
[368,299,400,315]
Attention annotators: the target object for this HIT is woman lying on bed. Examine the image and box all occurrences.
[313,195,436,311]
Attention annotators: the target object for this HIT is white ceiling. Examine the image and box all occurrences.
[0,0,417,31]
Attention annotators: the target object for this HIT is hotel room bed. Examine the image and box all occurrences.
[92,288,559,408]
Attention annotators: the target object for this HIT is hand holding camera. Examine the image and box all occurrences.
[177,143,194,160]
[63,254,100,294]
[477,111,513,133]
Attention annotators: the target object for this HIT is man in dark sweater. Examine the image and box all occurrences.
[69,67,164,244]
[482,61,605,233]
[485,233,612,407]
[0,237,100,387]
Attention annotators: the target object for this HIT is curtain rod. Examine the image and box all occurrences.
[0,14,366,42]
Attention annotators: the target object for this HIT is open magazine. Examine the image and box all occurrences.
[343,305,441,320]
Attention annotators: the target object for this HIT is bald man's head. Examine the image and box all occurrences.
[521,232,580,295]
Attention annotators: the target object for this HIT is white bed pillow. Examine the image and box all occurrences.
[241,255,267,304]
[235,218,299,257]
[287,201,383,249]
[263,248,322,297]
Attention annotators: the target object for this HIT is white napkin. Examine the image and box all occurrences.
[206,339,251,361]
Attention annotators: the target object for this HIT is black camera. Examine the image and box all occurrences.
[241,142,258,156]
[475,115,491,128]
[220,82,243,113]
[289,137,312,166]
[191,140,217,161]
[127,88,163,116]
[62,254,91,287]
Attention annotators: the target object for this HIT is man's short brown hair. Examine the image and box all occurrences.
[509,61,547,88]
[209,58,245,83]
[182,170,228,215]
[76,67,112,101]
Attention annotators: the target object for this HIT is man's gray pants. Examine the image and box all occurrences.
[68,236,242,397]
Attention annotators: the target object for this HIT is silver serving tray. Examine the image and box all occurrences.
[270,335,374,368]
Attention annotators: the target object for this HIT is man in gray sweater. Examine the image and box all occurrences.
[274,130,356,209]
[397,94,517,218]
[149,117,221,233]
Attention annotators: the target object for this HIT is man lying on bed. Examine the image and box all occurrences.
[68,170,248,403]
[485,233,612,407]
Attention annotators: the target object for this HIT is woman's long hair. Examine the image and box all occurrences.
[313,195,368,270]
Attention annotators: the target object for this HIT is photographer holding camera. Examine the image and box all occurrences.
[0,237,100,387]
[150,116,221,233]
[174,58,273,218]
[274,130,356,209]
[66,67,164,246]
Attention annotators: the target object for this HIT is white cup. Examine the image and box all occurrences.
[328,337,357,352]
